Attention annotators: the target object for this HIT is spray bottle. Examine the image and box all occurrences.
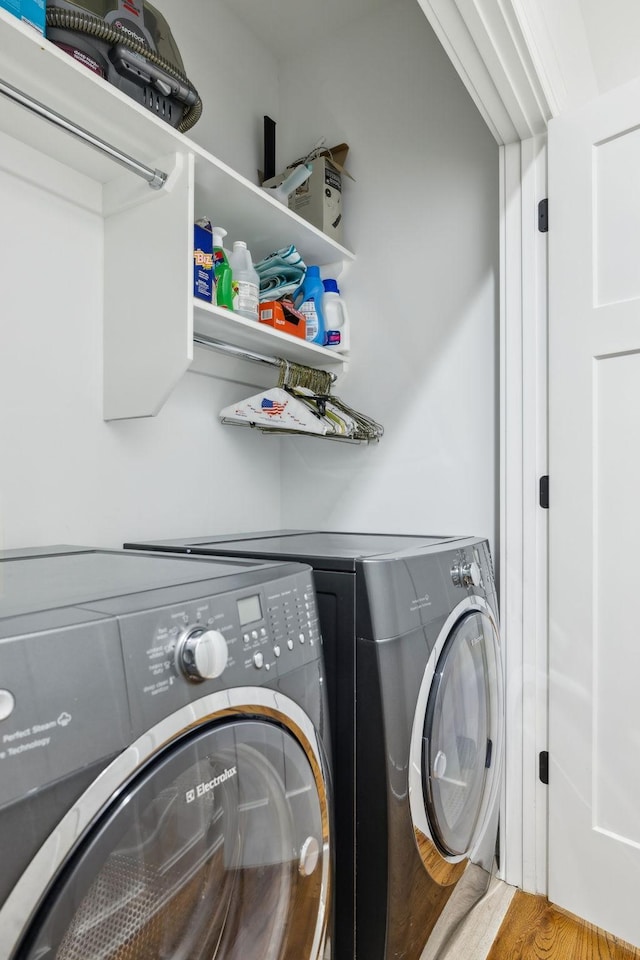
[210,226,234,310]
[293,265,326,345]
[229,241,260,320]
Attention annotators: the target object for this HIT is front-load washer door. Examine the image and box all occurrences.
[409,599,503,880]
[15,718,328,960]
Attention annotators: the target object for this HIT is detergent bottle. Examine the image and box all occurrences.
[322,278,350,352]
[210,226,234,310]
[230,241,260,320]
[293,265,326,345]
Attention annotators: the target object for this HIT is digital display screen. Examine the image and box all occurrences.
[237,594,262,626]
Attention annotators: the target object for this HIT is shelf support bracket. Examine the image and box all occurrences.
[0,76,167,189]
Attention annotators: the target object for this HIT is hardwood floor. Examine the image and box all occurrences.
[420,872,516,960]
[418,880,640,960]
[486,891,640,960]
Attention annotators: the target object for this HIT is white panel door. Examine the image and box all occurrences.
[549,77,640,948]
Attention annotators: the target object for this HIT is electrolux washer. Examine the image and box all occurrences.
[0,545,332,960]
[124,531,504,960]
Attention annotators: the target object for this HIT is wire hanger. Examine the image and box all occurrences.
[205,341,383,443]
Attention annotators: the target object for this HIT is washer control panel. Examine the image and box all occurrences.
[118,567,321,734]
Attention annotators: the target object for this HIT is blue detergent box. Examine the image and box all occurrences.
[0,0,45,35]
[193,221,214,303]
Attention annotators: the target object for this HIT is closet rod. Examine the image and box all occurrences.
[194,332,337,382]
[0,77,167,189]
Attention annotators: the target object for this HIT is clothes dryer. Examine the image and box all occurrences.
[0,546,332,960]
[124,531,503,960]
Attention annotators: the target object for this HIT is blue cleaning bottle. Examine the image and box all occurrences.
[293,265,326,345]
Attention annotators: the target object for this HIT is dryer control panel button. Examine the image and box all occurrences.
[0,689,15,722]
[176,627,229,682]
[451,560,482,588]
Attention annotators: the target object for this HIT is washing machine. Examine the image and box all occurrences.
[0,545,332,960]
[124,531,504,960]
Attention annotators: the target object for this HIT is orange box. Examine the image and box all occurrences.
[259,300,307,339]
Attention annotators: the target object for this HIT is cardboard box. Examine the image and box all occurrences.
[263,144,351,244]
[0,0,45,34]
[290,157,343,242]
[259,300,307,339]
[193,222,213,303]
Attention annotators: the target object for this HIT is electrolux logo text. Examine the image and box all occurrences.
[185,765,237,803]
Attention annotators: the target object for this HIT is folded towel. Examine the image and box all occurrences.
[255,245,305,272]
[254,245,306,302]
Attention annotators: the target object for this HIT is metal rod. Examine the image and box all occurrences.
[194,332,337,381]
[194,333,283,369]
[0,77,167,189]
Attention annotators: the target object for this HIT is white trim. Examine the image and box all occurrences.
[509,0,599,117]
[520,135,548,895]
[500,139,524,887]
[499,134,548,894]
[415,0,552,144]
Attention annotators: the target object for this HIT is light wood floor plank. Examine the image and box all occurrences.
[420,872,516,959]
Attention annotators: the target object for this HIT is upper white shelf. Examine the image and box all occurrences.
[0,10,355,267]
[0,10,355,419]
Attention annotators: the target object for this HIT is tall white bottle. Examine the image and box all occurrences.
[322,279,350,352]
[230,241,259,320]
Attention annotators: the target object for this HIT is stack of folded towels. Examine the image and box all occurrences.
[254,245,306,301]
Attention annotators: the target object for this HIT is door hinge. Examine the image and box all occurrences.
[539,750,549,785]
[538,198,548,233]
[539,475,549,509]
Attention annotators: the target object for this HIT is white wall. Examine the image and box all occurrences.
[0,0,497,554]
[152,0,280,181]
[0,13,284,551]
[276,0,499,547]
[509,0,640,118]
[578,0,640,94]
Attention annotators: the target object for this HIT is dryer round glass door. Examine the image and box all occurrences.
[16,718,328,960]
[420,609,502,860]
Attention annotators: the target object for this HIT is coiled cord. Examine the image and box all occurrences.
[45,8,202,132]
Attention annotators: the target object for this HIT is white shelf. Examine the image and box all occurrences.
[0,10,355,418]
[0,10,355,266]
[193,301,349,375]
[191,154,354,268]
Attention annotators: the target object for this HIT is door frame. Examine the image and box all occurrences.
[414,0,567,894]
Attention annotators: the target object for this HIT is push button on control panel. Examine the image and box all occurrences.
[0,690,15,722]
[176,626,229,682]
[451,559,482,588]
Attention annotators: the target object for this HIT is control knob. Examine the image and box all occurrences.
[451,560,482,588]
[176,626,228,682]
